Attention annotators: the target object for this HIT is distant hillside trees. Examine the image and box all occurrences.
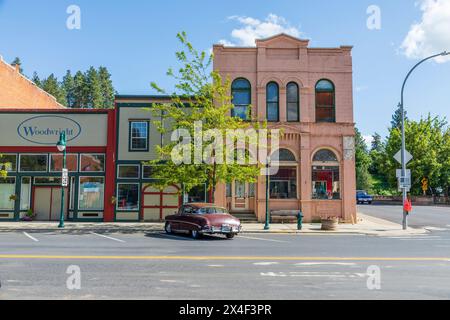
[35,66,115,109]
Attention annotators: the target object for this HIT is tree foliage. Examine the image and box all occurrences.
[30,66,115,109]
[355,128,372,191]
[380,115,448,195]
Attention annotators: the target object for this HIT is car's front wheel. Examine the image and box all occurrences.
[165,222,173,234]
[226,233,235,239]
[191,229,201,239]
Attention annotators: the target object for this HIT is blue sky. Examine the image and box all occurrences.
[0,0,449,142]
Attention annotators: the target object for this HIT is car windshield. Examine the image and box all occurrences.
[357,191,368,196]
[196,207,228,214]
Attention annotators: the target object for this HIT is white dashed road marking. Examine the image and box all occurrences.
[253,262,280,266]
[239,236,288,243]
[90,232,125,243]
[23,232,38,242]
[294,262,357,266]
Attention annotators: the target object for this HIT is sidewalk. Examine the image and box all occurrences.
[0,213,427,236]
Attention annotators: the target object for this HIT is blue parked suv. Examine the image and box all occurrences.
[356,190,373,204]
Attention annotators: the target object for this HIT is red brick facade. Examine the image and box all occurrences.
[0,56,64,109]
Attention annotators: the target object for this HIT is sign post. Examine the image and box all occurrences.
[394,148,413,230]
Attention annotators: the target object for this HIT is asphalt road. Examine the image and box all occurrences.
[1,228,450,300]
[358,204,450,229]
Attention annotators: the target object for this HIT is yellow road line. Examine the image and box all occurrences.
[0,255,449,262]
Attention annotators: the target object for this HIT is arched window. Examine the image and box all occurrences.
[231,78,251,120]
[313,149,338,162]
[266,82,279,122]
[312,149,340,200]
[270,148,297,199]
[315,79,335,123]
[287,82,299,122]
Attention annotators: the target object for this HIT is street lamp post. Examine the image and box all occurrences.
[264,162,270,230]
[56,132,67,229]
[399,51,449,230]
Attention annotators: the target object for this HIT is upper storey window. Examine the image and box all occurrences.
[315,79,335,123]
[287,82,299,122]
[231,78,251,120]
[266,82,279,122]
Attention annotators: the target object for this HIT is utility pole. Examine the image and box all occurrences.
[399,51,449,230]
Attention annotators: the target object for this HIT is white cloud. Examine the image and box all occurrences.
[401,0,450,63]
[220,14,302,47]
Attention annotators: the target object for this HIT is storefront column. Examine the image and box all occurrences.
[342,136,357,223]
[103,110,116,222]
[300,134,312,221]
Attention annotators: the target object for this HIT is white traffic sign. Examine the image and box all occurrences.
[62,169,69,187]
[396,169,411,191]
[394,150,413,165]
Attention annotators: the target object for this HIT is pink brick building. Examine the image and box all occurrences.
[213,34,357,223]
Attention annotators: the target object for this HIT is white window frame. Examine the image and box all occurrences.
[20,177,32,211]
[0,177,16,210]
[0,153,18,172]
[18,154,48,173]
[79,153,105,173]
[49,153,79,172]
[117,164,140,179]
[129,121,149,151]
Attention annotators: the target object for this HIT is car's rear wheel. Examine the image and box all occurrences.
[191,229,201,239]
[226,233,235,239]
[165,222,173,234]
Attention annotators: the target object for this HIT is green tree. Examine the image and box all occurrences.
[31,72,42,88]
[73,71,87,108]
[85,67,103,108]
[98,66,115,109]
[355,128,372,191]
[0,155,7,178]
[41,74,66,105]
[62,70,75,108]
[381,115,447,195]
[146,32,265,201]
[437,127,450,196]
[11,57,23,74]
[391,104,408,129]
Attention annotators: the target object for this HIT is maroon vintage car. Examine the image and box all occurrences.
[164,203,242,239]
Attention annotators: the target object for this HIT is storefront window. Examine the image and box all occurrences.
[270,167,297,199]
[118,165,139,179]
[80,154,105,172]
[79,177,104,210]
[0,177,16,210]
[19,154,47,172]
[20,177,31,210]
[312,149,340,200]
[312,166,340,199]
[117,183,139,210]
[0,154,17,172]
[50,154,78,172]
